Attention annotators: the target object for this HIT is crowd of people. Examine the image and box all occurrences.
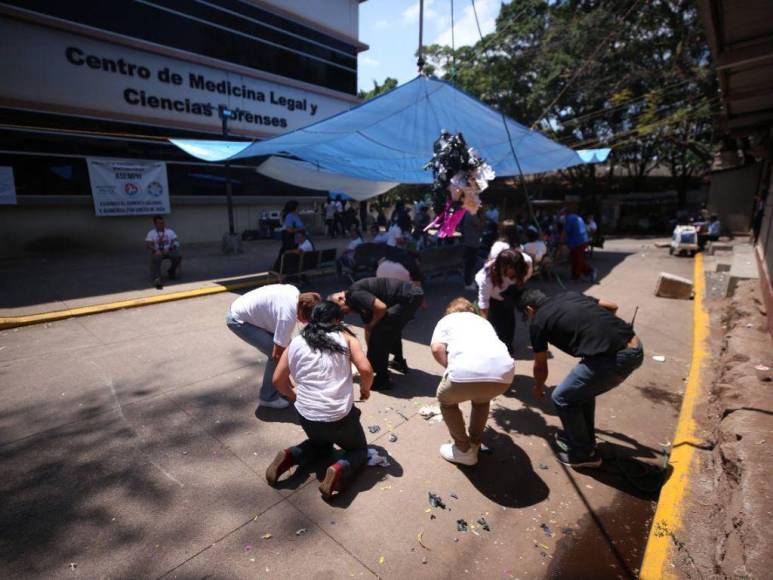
[221,198,643,501]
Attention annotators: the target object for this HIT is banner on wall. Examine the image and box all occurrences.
[0,166,16,205]
[86,157,170,216]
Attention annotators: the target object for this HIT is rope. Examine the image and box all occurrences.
[530,0,645,130]
[450,0,457,83]
[469,0,540,234]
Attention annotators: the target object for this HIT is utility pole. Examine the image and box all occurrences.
[219,106,242,254]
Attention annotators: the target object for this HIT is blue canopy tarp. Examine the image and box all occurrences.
[171,76,609,198]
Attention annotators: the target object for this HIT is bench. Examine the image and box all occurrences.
[270,248,337,283]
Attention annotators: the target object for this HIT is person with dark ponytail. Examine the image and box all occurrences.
[267,301,373,500]
[474,248,531,353]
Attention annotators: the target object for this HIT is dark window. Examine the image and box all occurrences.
[7,0,358,94]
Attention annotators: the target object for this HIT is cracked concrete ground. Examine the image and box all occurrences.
[0,238,696,579]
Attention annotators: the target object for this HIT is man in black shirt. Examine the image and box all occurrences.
[520,289,644,467]
[330,277,423,390]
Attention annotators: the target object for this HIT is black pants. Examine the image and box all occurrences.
[273,231,296,271]
[290,406,368,477]
[368,289,424,375]
[150,250,181,281]
[463,246,479,285]
[489,296,516,354]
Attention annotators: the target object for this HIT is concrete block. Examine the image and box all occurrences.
[655,272,694,299]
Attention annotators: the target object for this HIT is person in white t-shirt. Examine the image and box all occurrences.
[295,229,315,253]
[226,285,321,410]
[145,215,182,289]
[475,249,532,354]
[431,297,515,465]
[522,227,547,264]
[336,228,364,276]
[267,300,373,499]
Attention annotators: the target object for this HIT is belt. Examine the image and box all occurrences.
[626,335,641,349]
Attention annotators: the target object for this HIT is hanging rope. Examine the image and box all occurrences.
[450,0,457,83]
[469,0,565,288]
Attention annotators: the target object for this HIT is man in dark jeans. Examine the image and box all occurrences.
[461,209,483,290]
[330,277,423,391]
[520,289,644,467]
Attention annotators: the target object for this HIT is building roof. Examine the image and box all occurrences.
[698,0,773,133]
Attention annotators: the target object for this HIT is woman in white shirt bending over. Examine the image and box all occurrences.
[431,297,515,465]
[475,248,531,354]
[267,301,373,500]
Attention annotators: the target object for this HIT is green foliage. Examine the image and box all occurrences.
[357,77,398,101]
[419,0,720,207]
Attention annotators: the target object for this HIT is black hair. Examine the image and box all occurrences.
[301,301,354,354]
[281,200,299,220]
[153,215,164,222]
[519,289,549,312]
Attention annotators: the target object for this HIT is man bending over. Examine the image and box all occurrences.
[520,289,643,467]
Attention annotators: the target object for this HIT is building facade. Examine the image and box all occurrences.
[0,0,366,255]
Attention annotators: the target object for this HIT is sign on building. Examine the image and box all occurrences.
[87,158,170,216]
[0,166,16,205]
[0,17,351,137]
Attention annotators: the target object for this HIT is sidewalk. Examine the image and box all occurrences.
[0,237,351,318]
[0,237,698,579]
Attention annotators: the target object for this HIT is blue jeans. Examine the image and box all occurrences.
[551,341,644,456]
[226,311,280,402]
[291,406,368,478]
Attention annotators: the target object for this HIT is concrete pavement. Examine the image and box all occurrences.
[0,238,696,579]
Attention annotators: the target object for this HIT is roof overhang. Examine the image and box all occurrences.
[697,0,773,134]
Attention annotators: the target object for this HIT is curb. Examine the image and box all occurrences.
[0,275,274,331]
[639,253,710,579]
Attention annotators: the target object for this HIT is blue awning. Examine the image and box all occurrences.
[171,76,610,197]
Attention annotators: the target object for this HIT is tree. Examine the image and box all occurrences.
[420,0,720,208]
[358,77,398,101]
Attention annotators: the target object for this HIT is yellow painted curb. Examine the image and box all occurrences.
[0,276,274,331]
[639,253,709,579]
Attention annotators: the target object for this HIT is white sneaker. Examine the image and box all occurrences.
[259,397,290,409]
[439,442,479,466]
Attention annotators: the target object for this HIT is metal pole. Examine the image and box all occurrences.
[417,0,425,73]
[222,112,235,235]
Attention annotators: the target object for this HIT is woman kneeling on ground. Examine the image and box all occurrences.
[430,297,516,466]
[267,300,374,499]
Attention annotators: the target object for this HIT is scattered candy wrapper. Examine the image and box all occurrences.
[418,405,441,419]
[262,533,272,540]
[388,433,398,442]
[652,355,666,362]
[428,492,447,509]
[368,425,381,433]
[295,528,307,536]
[367,448,391,467]
[456,518,469,532]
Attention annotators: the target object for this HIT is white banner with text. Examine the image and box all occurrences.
[87,158,170,216]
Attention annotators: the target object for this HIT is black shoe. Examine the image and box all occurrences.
[557,450,602,468]
[371,375,393,391]
[388,358,409,374]
[153,278,163,289]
